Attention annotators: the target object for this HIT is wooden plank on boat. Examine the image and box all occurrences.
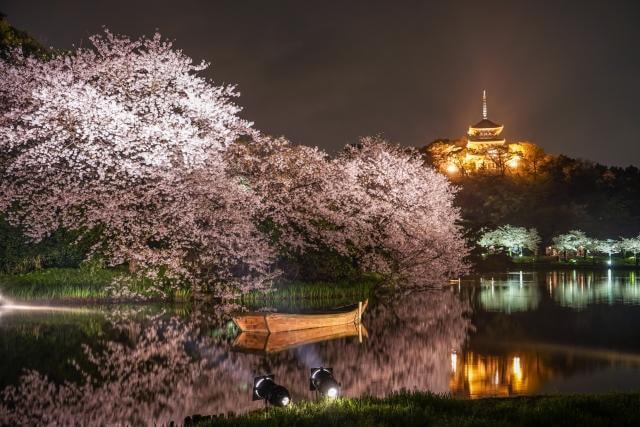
[233,323,368,354]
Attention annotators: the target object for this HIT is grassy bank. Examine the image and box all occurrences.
[0,267,187,302]
[0,267,118,301]
[197,392,640,427]
[0,267,379,305]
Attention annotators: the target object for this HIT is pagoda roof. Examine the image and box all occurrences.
[471,118,502,129]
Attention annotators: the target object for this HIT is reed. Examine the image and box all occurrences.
[239,275,380,307]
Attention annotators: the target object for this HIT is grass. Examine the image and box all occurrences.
[239,275,380,308]
[195,391,640,427]
[0,267,117,301]
[0,267,189,302]
[0,267,378,305]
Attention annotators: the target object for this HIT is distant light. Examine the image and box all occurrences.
[451,351,457,373]
[310,368,340,399]
[446,164,459,174]
[507,156,520,169]
[607,260,612,265]
[512,356,522,381]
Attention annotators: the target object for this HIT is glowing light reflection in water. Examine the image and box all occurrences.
[1,269,640,424]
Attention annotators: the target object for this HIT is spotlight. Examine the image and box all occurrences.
[310,367,340,398]
[253,375,291,407]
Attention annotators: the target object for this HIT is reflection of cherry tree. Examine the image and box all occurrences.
[255,289,471,398]
[1,291,471,424]
[0,312,261,426]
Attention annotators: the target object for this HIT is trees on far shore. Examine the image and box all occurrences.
[551,230,591,261]
[477,225,540,256]
[479,225,640,265]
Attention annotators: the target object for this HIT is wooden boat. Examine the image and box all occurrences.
[233,323,368,354]
[231,300,367,333]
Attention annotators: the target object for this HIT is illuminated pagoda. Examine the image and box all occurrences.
[425,90,541,175]
[466,90,506,150]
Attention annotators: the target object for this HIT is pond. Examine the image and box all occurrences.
[1,269,640,424]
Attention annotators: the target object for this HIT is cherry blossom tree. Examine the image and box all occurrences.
[0,31,274,296]
[333,138,468,286]
[551,230,591,261]
[230,136,468,288]
[620,235,640,266]
[1,30,466,295]
[478,225,540,256]
[593,239,620,265]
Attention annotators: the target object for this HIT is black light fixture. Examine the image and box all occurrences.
[253,375,291,407]
[310,367,340,398]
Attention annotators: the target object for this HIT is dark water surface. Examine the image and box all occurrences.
[1,269,640,424]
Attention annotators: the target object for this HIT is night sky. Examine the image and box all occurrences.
[2,0,640,166]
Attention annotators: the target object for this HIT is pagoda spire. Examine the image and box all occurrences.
[482,90,487,119]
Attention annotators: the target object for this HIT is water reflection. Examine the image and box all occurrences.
[478,272,541,313]
[3,270,640,424]
[0,290,471,425]
[450,352,547,397]
[473,270,640,312]
[549,270,640,308]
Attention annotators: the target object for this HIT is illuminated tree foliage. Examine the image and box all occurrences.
[230,136,468,287]
[620,235,640,265]
[478,225,540,256]
[0,30,273,296]
[0,31,466,295]
[551,230,591,260]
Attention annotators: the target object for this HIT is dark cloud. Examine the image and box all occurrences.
[3,0,639,166]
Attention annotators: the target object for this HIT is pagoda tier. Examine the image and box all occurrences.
[466,91,506,148]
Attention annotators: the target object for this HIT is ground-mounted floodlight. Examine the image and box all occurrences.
[253,375,291,407]
[310,367,340,398]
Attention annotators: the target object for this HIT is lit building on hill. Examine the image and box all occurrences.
[425,91,545,175]
[466,90,506,149]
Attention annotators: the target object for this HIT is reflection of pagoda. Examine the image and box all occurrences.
[466,90,506,149]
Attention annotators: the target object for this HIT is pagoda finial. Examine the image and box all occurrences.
[482,90,487,119]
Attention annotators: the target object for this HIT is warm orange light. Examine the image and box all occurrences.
[451,351,458,373]
[446,164,459,174]
[512,356,522,380]
[507,155,520,168]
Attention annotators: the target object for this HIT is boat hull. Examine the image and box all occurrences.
[232,300,367,333]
